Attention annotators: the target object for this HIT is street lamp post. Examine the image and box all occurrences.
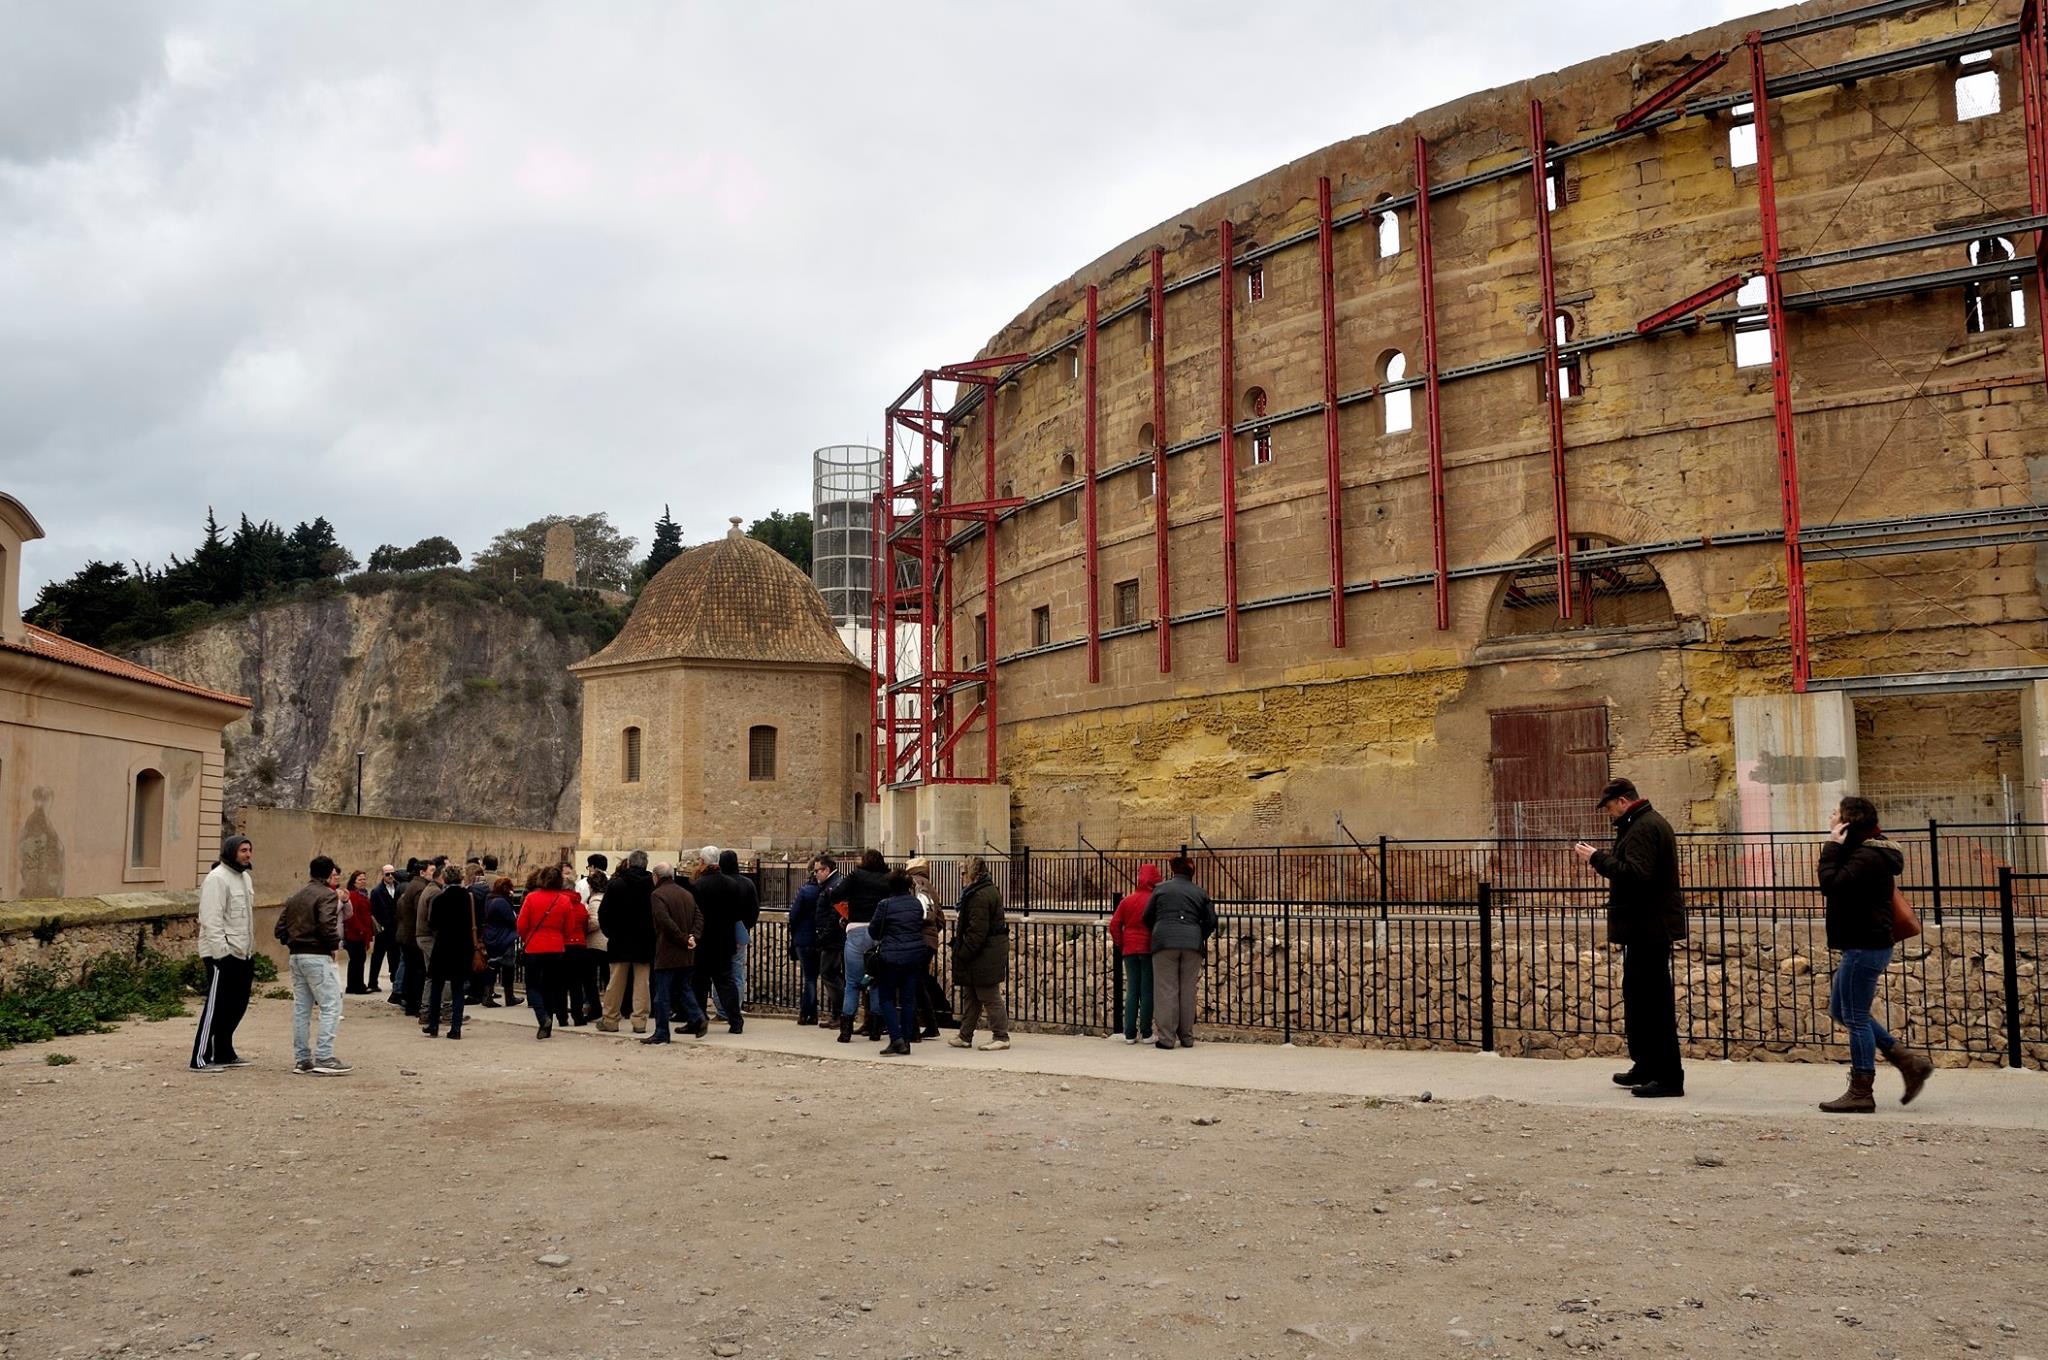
[355,750,366,816]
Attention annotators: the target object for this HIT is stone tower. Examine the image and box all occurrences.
[542,522,577,585]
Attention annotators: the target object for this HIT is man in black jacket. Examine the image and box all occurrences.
[367,864,399,993]
[1574,778,1686,1098]
[598,851,657,1033]
[689,848,746,1033]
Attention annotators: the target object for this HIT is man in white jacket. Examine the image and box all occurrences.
[190,833,257,1071]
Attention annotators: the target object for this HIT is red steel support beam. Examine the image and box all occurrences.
[1317,176,1348,649]
[1636,273,1747,333]
[878,418,898,787]
[918,372,938,777]
[1150,247,1172,673]
[1414,136,1450,631]
[1084,284,1102,684]
[2022,2,2048,387]
[982,375,1000,784]
[1615,50,1730,132]
[1528,99,1575,617]
[939,417,956,780]
[1218,219,1241,662]
[1748,32,1811,691]
[868,486,882,802]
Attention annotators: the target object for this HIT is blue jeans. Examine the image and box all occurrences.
[1829,947,1896,1073]
[290,955,342,1064]
[651,966,705,1039]
[719,923,750,1020]
[842,926,880,1021]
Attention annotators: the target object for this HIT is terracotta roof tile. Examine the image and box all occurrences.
[4,625,252,707]
[574,526,862,672]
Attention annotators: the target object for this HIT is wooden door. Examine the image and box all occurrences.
[1489,705,1611,838]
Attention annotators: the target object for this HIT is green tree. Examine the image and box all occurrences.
[160,508,239,608]
[641,504,684,582]
[366,537,461,573]
[747,510,812,574]
[25,561,144,648]
[472,513,636,589]
[284,517,357,579]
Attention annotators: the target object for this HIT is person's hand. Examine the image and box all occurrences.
[1828,825,1848,844]
[1571,841,1597,864]
[686,935,697,949]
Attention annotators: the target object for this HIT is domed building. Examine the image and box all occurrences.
[570,519,869,857]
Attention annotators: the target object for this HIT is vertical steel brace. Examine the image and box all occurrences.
[1529,99,1575,617]
[1415,135,1451,631]
[1084,284,1101,684]
[1317,176,1348,648]
[1150,248,1173,674]
[1219,219,1241,662]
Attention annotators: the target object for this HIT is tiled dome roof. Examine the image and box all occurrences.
[574,519,860,671]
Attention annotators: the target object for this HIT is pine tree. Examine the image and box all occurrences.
[642,504,684,581]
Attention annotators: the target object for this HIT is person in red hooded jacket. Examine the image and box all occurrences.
[516,863,585,1039]
[1107,864,1160,1045]
[341,870,376,994]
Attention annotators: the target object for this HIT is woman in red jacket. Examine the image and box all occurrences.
[516,863,584,1039]
[342,870,376,994]
[1107,863,1160,1044]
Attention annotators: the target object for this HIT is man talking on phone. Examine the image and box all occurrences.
[1571,778,1686,1098]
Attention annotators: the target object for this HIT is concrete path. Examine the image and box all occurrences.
[433,997,2048,1131]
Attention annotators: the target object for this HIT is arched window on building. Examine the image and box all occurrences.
[748,725,777,782]
[1733,276,1772,368]
[1380,351,1413,434]
[1057,452,1078,525]
[129,768,164,871]
[1244,387,1273,465]
[1487,537,1676,639]
[1545,311,1585,400]
[1373,195,1401,259]
[1543,144,1569,212]
[1247,262,1266,304]
[1966,236,2027,332]
[622,726,642,784]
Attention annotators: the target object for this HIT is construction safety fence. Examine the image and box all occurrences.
[728,829,2048,1068]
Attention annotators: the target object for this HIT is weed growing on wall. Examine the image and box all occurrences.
[0,948,273,1049]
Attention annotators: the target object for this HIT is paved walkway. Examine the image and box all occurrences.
[435,998,2048,1130]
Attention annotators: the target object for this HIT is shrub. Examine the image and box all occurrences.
[0,947,206,1049]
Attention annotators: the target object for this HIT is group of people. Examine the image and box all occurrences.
[188,776,1935,1114]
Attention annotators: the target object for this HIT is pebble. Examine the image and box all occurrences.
[1693,1153,1726,1168]
[712,1345,741,1357]
[535,1254,571,1268]
[1191,1116,1221,1127]
[1547,1325,1566,1338]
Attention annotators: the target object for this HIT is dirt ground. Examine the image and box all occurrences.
[3,994,2045,1360]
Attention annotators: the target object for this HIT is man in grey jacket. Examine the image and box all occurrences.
[1142,855,1218,1050]
[280,855,351,1075]
[190,833,257,1072]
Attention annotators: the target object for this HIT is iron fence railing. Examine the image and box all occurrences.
[724,828,2048,1068]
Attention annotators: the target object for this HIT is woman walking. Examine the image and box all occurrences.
[341,870,375,994]
[1108,863,1159,1044]
[868,871,930,1056]
[516,863,581,1039]
[423,864,475,1039]
[483,876,521,1007]
[1816,795,1935,1112]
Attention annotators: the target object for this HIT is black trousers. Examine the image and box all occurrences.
[1622,941,1684,1084]
[367,929,394,989]
[344,940,368,992]
[691,958,742,1030]
[189,955,254,1068]
[401,943,427,1014]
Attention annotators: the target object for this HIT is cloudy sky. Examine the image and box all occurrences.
[2,0,1755,595]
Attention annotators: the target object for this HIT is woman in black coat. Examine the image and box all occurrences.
[1815,795,1933,1112]
[867,871,932,1057]
[424,864,478,1040]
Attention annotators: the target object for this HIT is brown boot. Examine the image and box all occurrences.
[1884,1046,1935,1106]
[1819,1070,1876,1114]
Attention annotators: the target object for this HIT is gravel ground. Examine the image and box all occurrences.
[2,993,2045,1360]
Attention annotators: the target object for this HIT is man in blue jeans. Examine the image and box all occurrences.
[278,856,352,1076]
[643,863,706,1043]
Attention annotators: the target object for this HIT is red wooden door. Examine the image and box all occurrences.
[1489,705,1611,838]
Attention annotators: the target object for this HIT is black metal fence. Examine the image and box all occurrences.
[729,824,2048,1069]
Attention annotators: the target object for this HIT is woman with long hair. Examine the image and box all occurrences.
[868,870,931,1056]
[1816,795,1935,1112]
[483,876,521,1007]
[516,863,581,1039]
[341,870,375,994]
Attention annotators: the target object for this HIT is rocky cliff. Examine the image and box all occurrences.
[131,585,592,830]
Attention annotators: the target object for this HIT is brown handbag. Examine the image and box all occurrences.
[470,897,490,974]
[1890,884,1923,941]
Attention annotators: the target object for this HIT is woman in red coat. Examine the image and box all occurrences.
[1107,863,1160,1044]
[341,870,376,994]
[516,863,584,1039]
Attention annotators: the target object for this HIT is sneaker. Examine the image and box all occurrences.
[947,1035,973,1049]
[191,1063,227,1073]
[1124,1036,1138,1045]
[217,1054,255,1068]
[978,1038,1010,1051]
[293,1059,315,1074]
[596,1019,620,1033]
[312,1057,354,1076]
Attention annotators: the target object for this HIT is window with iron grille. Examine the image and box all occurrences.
[1114,579,1140,628]
[622,726,642,784]
[1032,605,1051,648]
[1247,264,1265,303]
[748,725,777,782]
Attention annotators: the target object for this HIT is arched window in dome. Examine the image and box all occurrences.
[1380,351,1412,434]
[1487,537,1675,639]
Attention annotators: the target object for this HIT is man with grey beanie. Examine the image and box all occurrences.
[190,833,258,1071]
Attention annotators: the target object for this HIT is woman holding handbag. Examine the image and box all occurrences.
[1816,795,1935,1112]
[424,864,477,1039]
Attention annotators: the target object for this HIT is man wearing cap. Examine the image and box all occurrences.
[1573,778,1686,1098]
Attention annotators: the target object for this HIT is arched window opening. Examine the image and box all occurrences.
[1068,347,1081,381]
[1380,351,1413,434]
[129,768,164,871]
[1374,196,1400,259]
[1956,50,2000,120]
[1728,102,1758,169]
[1966,236,2027,332]
[748,725,777,782]
[1140,304,1154,345]
[1733,276,1772,368]
[1057,453,1078,526]
[1487,537,1676,639]
[1545,311,1585,400]
[1243,386,1272,465]
[622,727,642,783]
